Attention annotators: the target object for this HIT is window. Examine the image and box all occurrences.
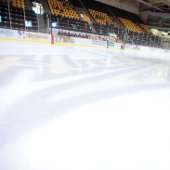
[0,15,2,23]
[32,2,44,14]
[25,21,32,27]
[52,22,59,28]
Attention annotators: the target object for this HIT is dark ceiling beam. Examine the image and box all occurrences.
[136,0,165,12]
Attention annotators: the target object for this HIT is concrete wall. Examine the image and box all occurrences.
[95,0,139,14]
[139,11,150,23]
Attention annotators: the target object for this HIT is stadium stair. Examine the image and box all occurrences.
[38,14,46,33]
[41,0,50,13]
[77,0,97,33]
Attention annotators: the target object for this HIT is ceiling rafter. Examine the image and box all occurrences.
[135,0,170,12]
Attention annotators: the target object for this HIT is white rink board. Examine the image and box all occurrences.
[0,28,169,56]
[123,44,170,60]
[54,35,107,47]
[0,28,51,43]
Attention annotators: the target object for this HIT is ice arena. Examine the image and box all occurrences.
[0,0,170,170]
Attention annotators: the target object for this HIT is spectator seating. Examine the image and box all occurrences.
[89,9,113,26]
[119,18,144,33]
[0,0,162,48]
[0,3,10,28]
[140,24,152,34]
[12,0,25,8]
[48,0,79,20]
[25,9,38,32]
[51,15,92,33]
[48,0,92,33]
[0,2,38,32]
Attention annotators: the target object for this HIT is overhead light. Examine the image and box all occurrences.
[52,22,57,27]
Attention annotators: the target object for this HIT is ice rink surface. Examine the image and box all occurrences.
[0,41,170,170]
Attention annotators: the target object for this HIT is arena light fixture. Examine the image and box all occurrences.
[52,22,57,27]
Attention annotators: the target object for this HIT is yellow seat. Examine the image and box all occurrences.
[12,0,25,8]
[119,18,144,33]
[47,0,80,20]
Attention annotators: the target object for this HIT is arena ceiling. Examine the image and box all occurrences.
[136,0,170,12]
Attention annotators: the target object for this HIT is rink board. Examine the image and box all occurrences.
[0,28,169,56]
[0,28,51,44]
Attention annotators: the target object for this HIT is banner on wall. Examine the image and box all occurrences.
[25,32,50,41]
[53,28,109,48]
[112,43,121,49]
[55,35,75,43]
[126,44,141,51]
[54,34,107,47]
[0,29,22,38]
[0,28,51,43]
[92,40,107,46]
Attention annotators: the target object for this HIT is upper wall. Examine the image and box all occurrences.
[139,11,150,23]
[95,0,139,15]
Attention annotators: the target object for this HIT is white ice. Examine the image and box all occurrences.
[0,41,170,170]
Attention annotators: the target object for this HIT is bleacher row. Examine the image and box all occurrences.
[0,1,37,32]
[12,0,25,8]
[48,0,79,20]
[0,0,161,47]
